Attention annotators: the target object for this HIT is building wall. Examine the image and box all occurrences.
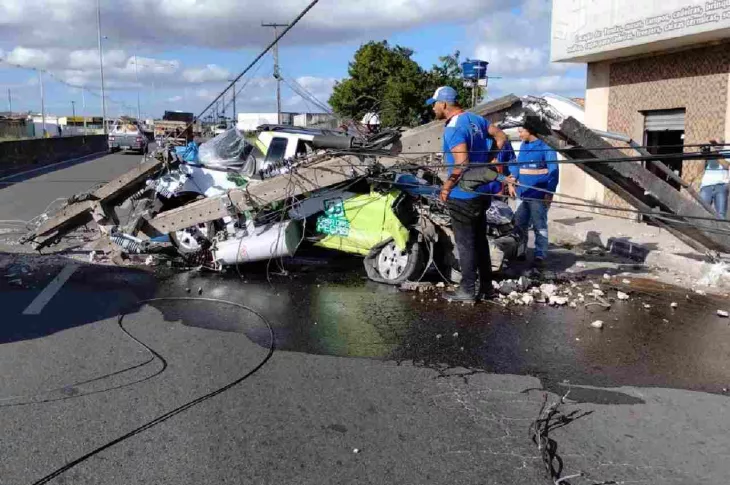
[607,41,730,190]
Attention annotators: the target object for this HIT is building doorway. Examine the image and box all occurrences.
[643,109,686,191]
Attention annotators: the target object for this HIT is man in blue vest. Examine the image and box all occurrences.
[428,86,508,302]
[512,116,559,268]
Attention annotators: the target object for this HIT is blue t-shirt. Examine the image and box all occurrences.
[443,112,492,200]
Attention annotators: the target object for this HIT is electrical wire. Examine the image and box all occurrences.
[30,296,275,485]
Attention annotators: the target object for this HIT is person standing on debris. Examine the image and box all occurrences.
[511,116,559,268]
[428,85,509,303]
[699,139,729,219]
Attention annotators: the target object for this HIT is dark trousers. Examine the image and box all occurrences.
[447,197,492,294]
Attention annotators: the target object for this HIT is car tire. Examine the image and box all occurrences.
[363,239,426,285]
[163,196,217,255]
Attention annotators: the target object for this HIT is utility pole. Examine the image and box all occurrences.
[82,89,87,135]
[38,71,46,138]
[262,22,288,124]
[96,0,107,133]
[133,54,141,122]
[228,79,237,126]
[71,100,76,118]
[7,88,11,114]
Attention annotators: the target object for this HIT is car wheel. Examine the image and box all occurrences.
[169,222,215,254]
[363,239,426,285]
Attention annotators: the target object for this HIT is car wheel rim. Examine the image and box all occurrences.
[376,242,410,280]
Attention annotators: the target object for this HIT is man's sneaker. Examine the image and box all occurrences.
[533,257,546,269]
[442,288,478,303]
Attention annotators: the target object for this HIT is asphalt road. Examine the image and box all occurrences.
[1,153,730,484]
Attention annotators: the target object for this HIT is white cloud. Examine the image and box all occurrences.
[182,64,231,83]
[167,95,183,102]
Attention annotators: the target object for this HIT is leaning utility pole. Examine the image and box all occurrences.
[228,79,237,126]
[262,22,288,124]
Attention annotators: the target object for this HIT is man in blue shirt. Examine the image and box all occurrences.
[427,86,508,302]
[699,139,729,218]
[512,116,559,268]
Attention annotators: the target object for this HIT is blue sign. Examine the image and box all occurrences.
[461,60,489,80]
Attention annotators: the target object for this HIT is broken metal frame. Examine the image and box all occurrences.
[22,94,730,257]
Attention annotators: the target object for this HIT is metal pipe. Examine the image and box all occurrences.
[38,71,46,138]
[593,129,718,216]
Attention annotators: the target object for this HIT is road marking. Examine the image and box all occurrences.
[0,151,108,182]
[22,263,79,315]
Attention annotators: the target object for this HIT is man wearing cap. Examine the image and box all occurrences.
[427,85,509,303]
[511,117,559,268]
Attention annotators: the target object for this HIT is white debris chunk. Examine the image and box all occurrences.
[671,302,678,309]
[643,304,652,309]
[436,334,442,339]
[452,332,459,338]
[603,274,611,280]
[570,282,577,288]
[695,289,707,296]
[521,294,534,306]
[576,262,586,268]
[353,448,360,454]
[569,301,577,308]
[592,283,601,290]
[622,279,631,285]
[509,291,521,300]
[436,282,445,288]
[549,295,568,306]
[591,320,604,329]
[492,280,501,290]
[718,310,729,318]
[540,284,557,298]
[144,255,155,266]
[589,289,605,297]
[88,251,97,263]
[617,291,630,301]
[578,294,585,302]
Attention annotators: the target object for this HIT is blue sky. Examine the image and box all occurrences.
[0,0,586,119]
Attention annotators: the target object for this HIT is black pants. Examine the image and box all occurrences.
[447,197,492,294]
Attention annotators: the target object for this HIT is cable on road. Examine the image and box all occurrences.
[30,297,275,485]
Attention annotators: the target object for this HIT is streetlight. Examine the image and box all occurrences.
[97,0,107,133]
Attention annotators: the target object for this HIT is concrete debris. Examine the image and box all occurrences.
[197,287,203,295]
[353,449,360,454]
[521,294,534,306]
[569,301,577,308]
[644,304,652,309]
[718,310,729,318]
[622,279,631,285]
[576,262,586,268]
[589,289,605,298]
[436,334,442,340]
[603,273,611,280]
[185,287,191,293]
[617,291,630,301]
[540,284,557,298]
[436,282,445,288]
[592,283,601,289]
[549,295,568,306]
[144,255,155,266]
[452,332,459,338]
[399,282,435,292]
[695,289,707,296]
[578,294,585,302]
[88,250,97,263]
[671,302,678,309]
[590,320,604,329]
[508,291,521,301]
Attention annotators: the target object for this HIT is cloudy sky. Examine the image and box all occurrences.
[0,0,585,119]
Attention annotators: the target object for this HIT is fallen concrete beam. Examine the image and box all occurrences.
[146,95,523,235]
[27,156,166,247]
[552,117,730,253]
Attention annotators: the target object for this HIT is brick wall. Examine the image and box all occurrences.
[605,42,730,214]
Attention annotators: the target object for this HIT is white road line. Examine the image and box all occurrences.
[22,263,79,315]
[0,151,108,182]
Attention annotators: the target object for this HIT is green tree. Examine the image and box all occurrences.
[329,42,476,128]
[329,41,429,127]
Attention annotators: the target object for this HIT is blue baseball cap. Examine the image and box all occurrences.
[426,86,458,106]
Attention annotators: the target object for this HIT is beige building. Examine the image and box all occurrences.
[551,0,730,208]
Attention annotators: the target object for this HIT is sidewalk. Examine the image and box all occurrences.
[547,205,730,289]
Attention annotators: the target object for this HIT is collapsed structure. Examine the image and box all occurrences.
[20,94,730,283]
